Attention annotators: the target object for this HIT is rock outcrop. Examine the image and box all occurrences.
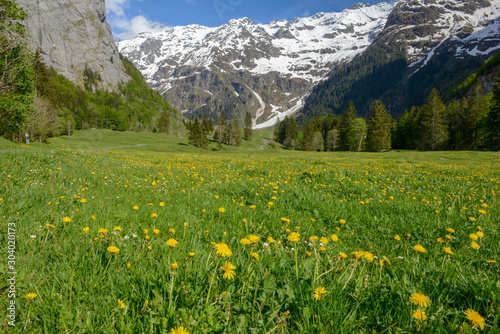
[17,0,130,89]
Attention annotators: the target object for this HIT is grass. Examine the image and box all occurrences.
[0,130,499,333]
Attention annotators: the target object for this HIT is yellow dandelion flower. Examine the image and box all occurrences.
[83,227,90,234]
[352,250,364,259]
[445,234,453,240]
[248,234,260,244]
[477,226,482,231]
[218,207,225,213]
[148,246,152,251]
[107,246,120,254]
[412,309,427,321]
[62,216,71,223]
[476,231,484,238]
[339,219,346,224]
[117,299,126,309]
[166,239,178,248]
[25,293,37,300]
[151,213,158,218]
[394,235,401,241]
[478,210,486,215]
[446,228,455,233]
[281,217,290,224]
[221,261,236,280]
[153,229,160,235]
[443,247,453,256]
[133,205,139,210]
[320,246,326,252]
[339,252,347,259]
[320,237,328,245]
[171,261,178,270]
[413,245,426,253]
[267,201,273,208]
[250,205,257,209]
[471,241,480,250]
[363,252,374,262]
[287,232,300,242]
[267,236,275,243]
[469,217,477,221]
[169,326,189,334]
[469,233,478,240]
[309,235,319,242]
[159,202,165,206]
[98,228,108,234]
[143,229,149,235]
[331,234,339,242]
[463,309,485,330]
[46,223,55,229]
[169,228,176,235]
[306,251,312,256]
[189,252,195,257]
[114,226,123,232]
[240,238,251,245]
[313,287,327,301]
[250,252,260,261]
[214,242,232,257]
[126,263,131,269]
[437,237,444,243]
[383,256,391,265]
[486,259,495,264]
[409,293,431,308]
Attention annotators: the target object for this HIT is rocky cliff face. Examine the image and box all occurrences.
[17,0,130,89]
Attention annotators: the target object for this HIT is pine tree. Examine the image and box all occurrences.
[393,110,410,149]
[348,118,367,151]
[466,81,487,149]
[201,115,210,135]
[486,73,500,150]
[366,100,392,151]
[244,111,252,141]
[301,120,316,151]
[337,102,357,151]
[230,118,242,146]
[283,117,298,149]
[419,88,448,151]
[187,118,208,149]
[157,110,170,134]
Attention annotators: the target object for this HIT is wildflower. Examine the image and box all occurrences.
[151,213,158,218]
[127,263,131,269]
[171,261,178,271]
[339,252,347,259]
[445,235,453,240]
[287,232,300,242]
[159,202,165,206]
[352,251,364,259]
[306,251,312,256]
[169,326,189,334]
[469,217,477,221]
[476,231,484,238]
[446,228,455,233]
[240,238,251,245]
[25,293,37,300]
[46,223,55,229]
[320,237,328,245]
[409,293,431,308]
[436,237,444,243]
[143,229,149,235]
[413,245,426,253]
[363,252,374,262]
[153,229,160,235]
[83,227,90,234]
[394,235,401,241]
[443,247,453,256]
[469,233,478,240]
[221,261,236,280]
[249,205,256,209]
[412,309,427,321]
[463,309,485,330]
[331,234,339,242]
[478,210,486,215]
[107,246,120,254]
[267,201,273,208]
[309,235,319,242]
[133,205,139,210]
[148,246,152,251]
[166,239,178,248]
[313,287,327,301]
[281,217,290,224]
[189,252,195,257]
[267,236,275,243]
[117,299,126,309]
[320,246,326,252]
[218,207,225,213]
[169,228,176,235]
[383,256,391,265]
[248,234,260,244]
[250,252,260,261]
[62,216,71,223]
[339,219,346,224]
[471,242,480,250]
[214,242,232,257]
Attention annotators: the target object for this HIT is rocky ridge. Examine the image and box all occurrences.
[18,0,130,89]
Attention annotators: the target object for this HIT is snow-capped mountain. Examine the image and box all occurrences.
[119,0,500,127]
[118,2,395,128]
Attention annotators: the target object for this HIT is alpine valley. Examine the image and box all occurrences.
[118,0,500,127]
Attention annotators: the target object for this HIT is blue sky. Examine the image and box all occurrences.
[107,0,382,40]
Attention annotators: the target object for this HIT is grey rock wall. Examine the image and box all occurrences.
[17,0,130,89]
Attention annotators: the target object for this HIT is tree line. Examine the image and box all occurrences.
[276,77,500,152]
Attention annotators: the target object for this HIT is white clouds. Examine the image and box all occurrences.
[105,0,168,40]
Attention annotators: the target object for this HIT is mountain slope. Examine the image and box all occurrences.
[301,0,500,120]
[118,2,396,128]
[17,0,130,90]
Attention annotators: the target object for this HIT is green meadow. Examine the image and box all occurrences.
[1,130,499,333]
